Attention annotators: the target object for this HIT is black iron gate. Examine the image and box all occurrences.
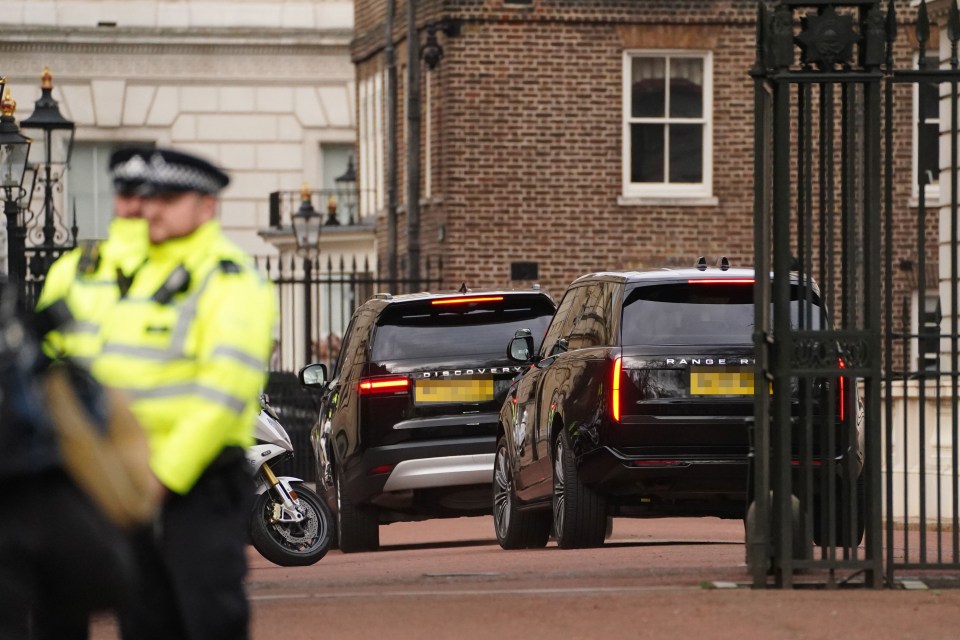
[751,0,960,587]
[883,0,960,585]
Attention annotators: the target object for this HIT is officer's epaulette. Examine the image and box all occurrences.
[219,259,242,274]
[76,240,102,275]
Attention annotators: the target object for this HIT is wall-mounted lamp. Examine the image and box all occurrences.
[422,17,462,70]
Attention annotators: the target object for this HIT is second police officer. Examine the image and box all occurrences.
[37,146,152,364]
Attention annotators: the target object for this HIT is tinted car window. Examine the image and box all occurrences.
[540,288,579,357]
[568,282,618,350]
[335,306,378,380]
[371,297,555,360]
[622,282,823,345]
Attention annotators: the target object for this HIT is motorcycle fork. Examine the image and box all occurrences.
[261,462,305,523]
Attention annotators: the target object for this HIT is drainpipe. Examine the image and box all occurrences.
[385,0,399,284]
[406,0,422,287]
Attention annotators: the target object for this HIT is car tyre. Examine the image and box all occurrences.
[335,464,379,553]
[493,435,550,549]
[553,429,607,549]
[813,471,865,547]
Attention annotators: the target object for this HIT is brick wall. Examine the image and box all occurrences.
[353,0,936,341]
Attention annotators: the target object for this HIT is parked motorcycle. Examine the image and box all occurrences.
[247,394,332,566]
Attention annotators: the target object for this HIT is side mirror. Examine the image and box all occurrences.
[299,363,328,388]
[507,328,535,363]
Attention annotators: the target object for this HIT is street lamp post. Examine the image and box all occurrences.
[334,155,357,225]
[291,182,321,366]
[0,88,33,292]
[19,67,76,275]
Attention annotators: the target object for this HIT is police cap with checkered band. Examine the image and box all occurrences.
[108,145,154,195]
[140,147,230,196]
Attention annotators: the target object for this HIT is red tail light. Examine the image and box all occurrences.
[612,356,623,422]
[359,376,409,395]
[431,296,504,306]
[838,359,846,422]
[368,464,395,475]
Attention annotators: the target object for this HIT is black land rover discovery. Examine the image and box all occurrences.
[494,264,863,550]
[300,289,555,552]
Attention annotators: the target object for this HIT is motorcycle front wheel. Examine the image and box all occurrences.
[250,483,332,566]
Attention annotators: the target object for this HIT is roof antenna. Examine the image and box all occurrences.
[717,256,730,271]
[458,282,468,294]
[695,256,707,271]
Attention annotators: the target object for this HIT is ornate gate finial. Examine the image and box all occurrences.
[797,5,857,69]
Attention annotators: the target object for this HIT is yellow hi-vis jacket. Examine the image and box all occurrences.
[91,221,276,495]
[36,217,149,366]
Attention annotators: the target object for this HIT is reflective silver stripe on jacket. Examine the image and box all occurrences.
[100,343,192,363]
[210,345,264,371]
[65,320,100,336]
[99,263,225,362]
[121,383,248,414]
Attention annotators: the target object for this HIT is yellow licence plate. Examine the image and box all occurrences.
[690,366,756,396]
[415,378,494,404]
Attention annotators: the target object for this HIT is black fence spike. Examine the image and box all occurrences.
[753,0,767,74]
[916,0,930,48]
[885,0,897,67]
[949,0,960,64]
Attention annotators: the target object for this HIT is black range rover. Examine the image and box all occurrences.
[300,289,555,552]
[494,265,863,549]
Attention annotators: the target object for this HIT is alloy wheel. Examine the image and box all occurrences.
[493,444,512,540]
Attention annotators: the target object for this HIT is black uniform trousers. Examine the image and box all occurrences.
[0,469,135,640]
[119,448,252,640]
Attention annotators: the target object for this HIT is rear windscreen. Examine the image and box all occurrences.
[621,283,823,346]
[371,297,555,360]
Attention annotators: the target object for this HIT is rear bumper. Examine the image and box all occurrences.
[577,444,860,514]
[382,454,495,491]
[579,446,751,501]
[342,436,497,504]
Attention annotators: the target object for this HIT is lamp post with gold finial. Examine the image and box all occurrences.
[20,67,76,275]
[0,88,33,292]
[291,182,321,366]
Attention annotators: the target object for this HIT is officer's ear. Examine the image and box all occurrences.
[197,194,218,221]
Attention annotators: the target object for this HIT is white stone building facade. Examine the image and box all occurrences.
[0,0,367,265]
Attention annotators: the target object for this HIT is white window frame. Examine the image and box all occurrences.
[912,52,941,206]
[621,50,714,204]
[359,69,386,220]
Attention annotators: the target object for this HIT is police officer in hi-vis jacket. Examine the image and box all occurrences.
[91,147,276,639]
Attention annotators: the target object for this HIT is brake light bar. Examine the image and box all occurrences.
[431,296,504,306]
[687,279,755,285]
[359,377,409,395]
[612,356,623,422]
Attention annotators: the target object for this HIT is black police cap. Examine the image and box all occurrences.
[108,145,153,194]
[140,147,230,196]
